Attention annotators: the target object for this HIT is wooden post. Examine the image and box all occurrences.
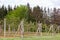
[20,19,24,38]
[15,19,24,38]
[4,18,6,37]
[15,24,20,37]
[57,25,60,33]
[36,21,42,36]
[48,24,54,36]
[8,24,10,36]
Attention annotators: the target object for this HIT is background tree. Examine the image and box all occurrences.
[27,3,34,23]
[6,5,28,31]
[32,6,43,22]
[8,5,12,12]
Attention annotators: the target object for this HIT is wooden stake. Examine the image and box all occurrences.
[4,18,6,37]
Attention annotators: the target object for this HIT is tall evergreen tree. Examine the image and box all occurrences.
[27,3,33,23]
[8,5,12,12]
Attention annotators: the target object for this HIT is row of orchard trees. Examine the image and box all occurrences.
[0,3,60,34]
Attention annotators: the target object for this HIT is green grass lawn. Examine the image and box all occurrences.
[0,34,60,40]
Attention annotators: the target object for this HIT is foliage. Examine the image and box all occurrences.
[6,5,28,30]
[0,3,60,32]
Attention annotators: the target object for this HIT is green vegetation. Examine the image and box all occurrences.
[0,3,60,33]
[1,35,60,40]
[6,5,28,31]
[0,3,60,39]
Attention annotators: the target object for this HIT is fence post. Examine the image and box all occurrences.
[36,21,42,36]
[8,24,10,36]
[20,19,24,38]
[4,18,6,37]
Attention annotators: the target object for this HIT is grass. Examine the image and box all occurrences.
[0,34,60,40]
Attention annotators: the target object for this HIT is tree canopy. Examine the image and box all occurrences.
[6,5,28,24]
